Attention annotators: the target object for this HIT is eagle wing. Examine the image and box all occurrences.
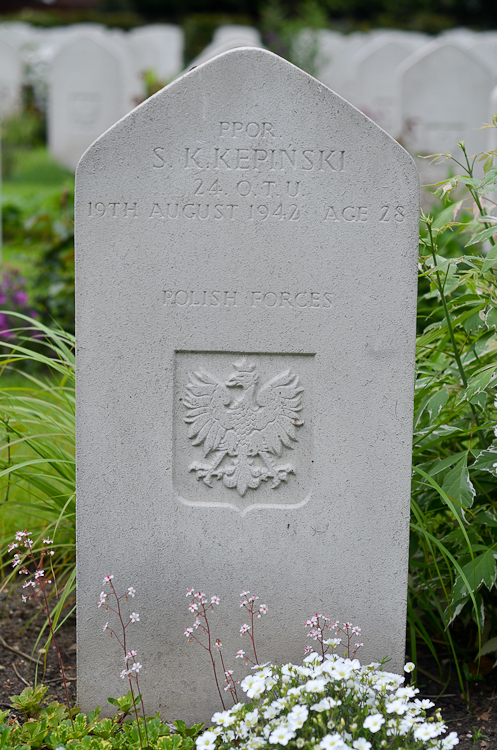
[253,370,304,455]
[183,370,236,456]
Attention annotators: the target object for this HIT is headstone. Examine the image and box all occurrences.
[316,31,369,99]
[212,25,261,47]
[0,39,22,117]
[128,25,183,82]
[399,41,494,156]
[470,37,497,77]
[350,37,420,136]
[48,34,130,170]
[75,48,419,722]
[188,30,263,68]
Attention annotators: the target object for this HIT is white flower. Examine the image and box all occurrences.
[120,669,129,679]
[247,738,265,749]
[268,725,295,745]
[196,730,218,750]
[240,623,251,634]
[212,711,235,727]
[404,662,415,673]
[413,698,435,710]
[98,592,107,607]
[353,738,371,750]
[311,697,340,711]
[414,723,439,741]
[259,604,268,614]
[15,531,26,541]
[442,731,459,749]
[43,538,53,545]
[103,575,114,584]
[363,714,385,733]
[128,587,136,597]
[126,650,137,659]
[304,678,327,693]
[244,709,259,727]
[103,622,109,631]
[236,650,245,658]
[240,675,265,699]
[129,612,140,623]
[287,704,308,730]
[319,733,346,750]
[131,662,142,673]
[263,705,279,719]
[296,740,305,749]
[211,595,220,605]
[385,698,407,715]
[395,686,417,698]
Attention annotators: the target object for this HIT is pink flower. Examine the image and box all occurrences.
[236,650,245,658]
[240,590,250,597]
[126,650,137,659]
[211,595,220,605]
[15,531,26,541]
[186,589,194,596]
[12,554,21,567]
[128,587,136,598]
[184,628,193,637]
[129,612,140,623]
[8,543,18,551]
[225,670,233,676]
[189,603,198,613]
[43,538,53,545]
[103,575,114,585]
[240,623,251,634]
[34,570,44,579]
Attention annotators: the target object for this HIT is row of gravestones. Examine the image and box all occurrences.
[2,22,497,168]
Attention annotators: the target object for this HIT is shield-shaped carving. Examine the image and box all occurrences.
[173,351,314,514]
[68,91,101,129]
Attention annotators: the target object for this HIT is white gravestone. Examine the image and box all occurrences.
[399,41,494,156]
[75,48,419,722]
[128,25,183,82]
[0,39,22,117]
[188,28,263,68]
[48,34,129,170]
[350,37,419,136]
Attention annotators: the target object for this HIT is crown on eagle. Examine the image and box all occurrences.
[232,358,256,373]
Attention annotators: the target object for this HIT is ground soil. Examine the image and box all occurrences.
[0,586,495,748]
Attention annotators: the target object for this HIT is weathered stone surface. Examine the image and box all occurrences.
[399,41,493,156]
[76,48,419,723]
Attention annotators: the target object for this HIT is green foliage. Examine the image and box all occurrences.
[409,143,497,691]
[261,0,328,76]
[1,107,45,181]
[9,686,50,719]
[0,315,75,598]
[0,688,201,750]
[182,13,253,63]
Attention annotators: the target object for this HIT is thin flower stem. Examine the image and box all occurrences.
[426,223,489,449]
[203,604,226,711]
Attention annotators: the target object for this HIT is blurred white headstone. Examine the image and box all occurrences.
[350,37,420,136]
[48,34,130,170]
[0,39,22,117]
[399,41,493,156]
[128,25,183,81]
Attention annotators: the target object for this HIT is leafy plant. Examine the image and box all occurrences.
[0,314,75,599]
[409,141,497,694]
[261,0,328,76]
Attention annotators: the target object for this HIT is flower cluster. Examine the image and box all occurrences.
[99,576,148,746]
[9,531,55,602]
[197,654,458,750]
[0,266,37,339]
[238,591,268,667]
[304,615,363,660]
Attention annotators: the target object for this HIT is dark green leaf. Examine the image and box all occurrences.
[442,456,476,509]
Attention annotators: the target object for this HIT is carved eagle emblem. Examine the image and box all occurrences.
[183,359,304,497]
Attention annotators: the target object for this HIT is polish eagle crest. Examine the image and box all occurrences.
[183,359,304,497]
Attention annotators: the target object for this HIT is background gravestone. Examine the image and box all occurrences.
[76,48,419,722]
[48,34,130,169]
[0,39,22,117]
[399,41,493,156]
